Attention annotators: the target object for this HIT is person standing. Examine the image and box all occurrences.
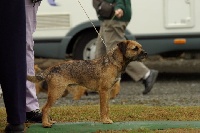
[94,0,158,94]
[0,0,26,132]
[25,0,43,122]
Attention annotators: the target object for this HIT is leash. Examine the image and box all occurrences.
[77,0,115,48]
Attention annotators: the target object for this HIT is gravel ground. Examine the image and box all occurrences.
[0,57,200,107]
[34,73,200,107]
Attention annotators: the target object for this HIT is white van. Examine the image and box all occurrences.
[34,0,200,60]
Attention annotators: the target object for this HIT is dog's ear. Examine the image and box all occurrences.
[117,41,127,55]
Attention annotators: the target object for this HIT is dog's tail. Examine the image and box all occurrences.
[28,66,51,83]
[27,75,45,83]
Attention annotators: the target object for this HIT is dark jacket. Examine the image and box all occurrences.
[99,0,132,22]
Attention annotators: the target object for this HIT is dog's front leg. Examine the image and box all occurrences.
[99,89,113,124]
[110,80,121,99]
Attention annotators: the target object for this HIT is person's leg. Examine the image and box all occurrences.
[102,20,146,78]
[0,0,26,131]
[0,17,27,124]
[102,20,158,94]
[102,20,127,51]
[0,85,2,98]
[126,62,149,81]
[95,22,107,58]
[25,0,42,122]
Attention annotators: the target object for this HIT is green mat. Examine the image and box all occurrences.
[27,121,200,133]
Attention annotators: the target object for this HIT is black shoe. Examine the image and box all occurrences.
[142,69,158,95]
[5,124,24,133]
[26,109,42,123]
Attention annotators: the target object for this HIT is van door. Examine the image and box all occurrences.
[164,0,194,28]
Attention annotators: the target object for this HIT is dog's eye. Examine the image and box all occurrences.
[132,47,139,51]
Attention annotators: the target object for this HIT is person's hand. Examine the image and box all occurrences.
[115,9,124,18]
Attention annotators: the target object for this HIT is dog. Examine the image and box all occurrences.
[27,40,147,127]
[34,65,88,100]
[34,65,119,100]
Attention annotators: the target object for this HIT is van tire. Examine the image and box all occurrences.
[73,30,98,60]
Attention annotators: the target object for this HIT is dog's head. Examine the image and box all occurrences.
[117,40,147,61]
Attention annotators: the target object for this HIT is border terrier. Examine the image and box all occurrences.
[34,65,88,100]
[27,40,147,127]
[34,65,119,100]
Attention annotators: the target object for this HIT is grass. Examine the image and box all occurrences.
[1,105,200,132]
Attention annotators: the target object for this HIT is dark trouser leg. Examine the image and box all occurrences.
[0,0,26,124]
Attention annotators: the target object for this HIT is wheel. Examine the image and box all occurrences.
[73,30,98,60]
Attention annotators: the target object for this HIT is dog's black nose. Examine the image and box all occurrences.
[144,52,147,57]
[141,50,147,57]
[140,50,147,58]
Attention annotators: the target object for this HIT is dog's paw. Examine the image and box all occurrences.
[42,122,53,128]
[102,118,113,124]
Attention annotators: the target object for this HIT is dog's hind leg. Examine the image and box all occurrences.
[99,89,113,124]
[42,95,56,127]
[42,81,68,127]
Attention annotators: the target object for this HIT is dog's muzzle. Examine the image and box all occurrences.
[138,50,147,60]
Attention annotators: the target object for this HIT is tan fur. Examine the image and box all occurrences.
[34,65,118,99]
[28,40,147,127]
[34,65,88,100]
